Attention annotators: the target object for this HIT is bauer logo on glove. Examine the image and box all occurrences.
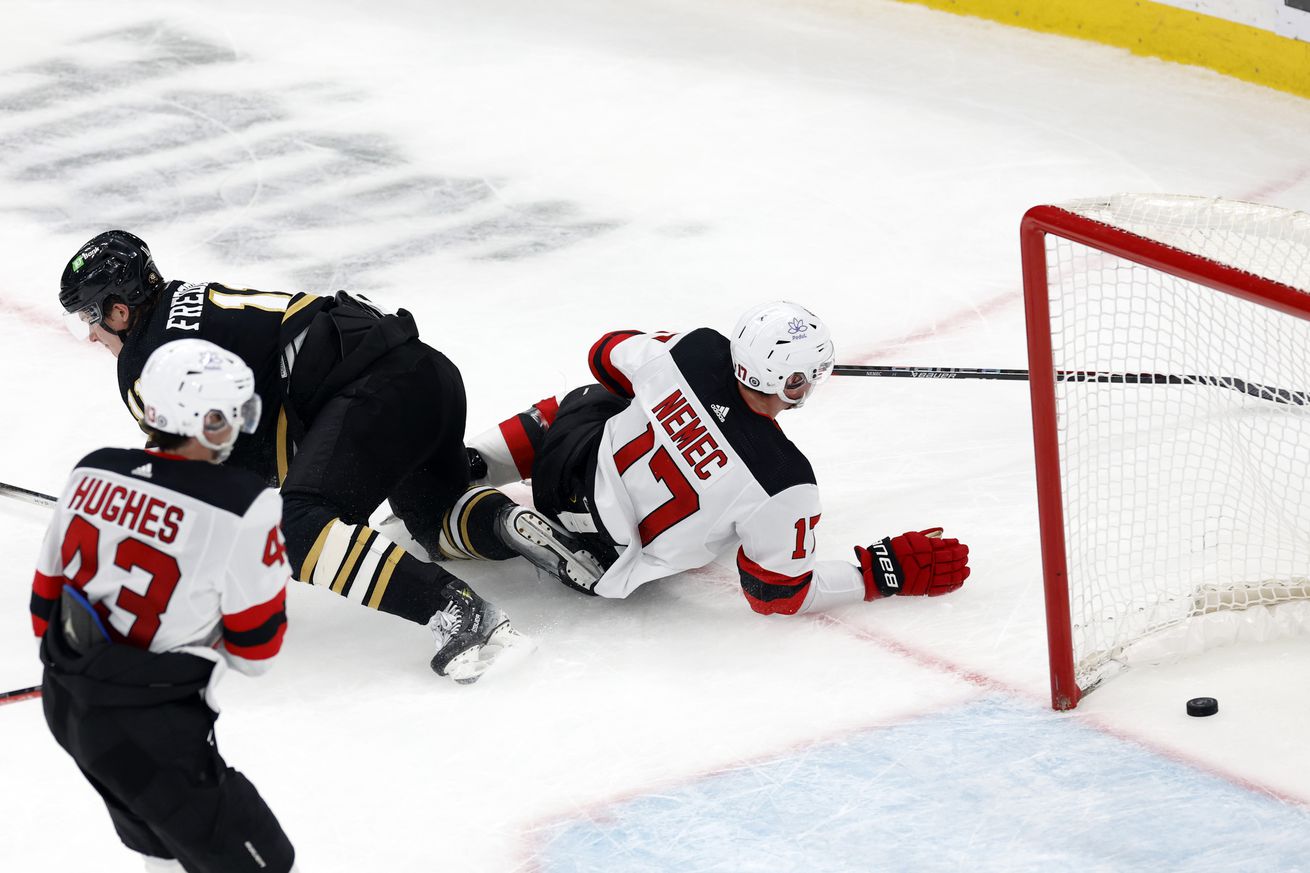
[856,528,971,600]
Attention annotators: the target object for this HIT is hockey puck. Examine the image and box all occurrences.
[1186,697,1219,717]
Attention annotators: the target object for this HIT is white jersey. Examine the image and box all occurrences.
[31,448,290,675]
[586,328,864,613]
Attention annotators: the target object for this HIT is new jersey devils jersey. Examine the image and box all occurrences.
[30,448,290,674]
[587,329,863,614]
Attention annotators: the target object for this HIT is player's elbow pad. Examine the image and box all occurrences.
[737,549,811,615]
[220,588,288,663]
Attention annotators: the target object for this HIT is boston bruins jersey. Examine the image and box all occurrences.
[116,281,327,484]
[587,328,864,614]
[30,448,290,674]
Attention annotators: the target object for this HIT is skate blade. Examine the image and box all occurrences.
[443,624,537,685]
[513,513,604,587]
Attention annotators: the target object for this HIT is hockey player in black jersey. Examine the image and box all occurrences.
[443,301,971,615]
[33,339,298,873]
[59,229,538,682]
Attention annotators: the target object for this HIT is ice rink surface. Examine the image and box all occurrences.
[2,0,1310,870]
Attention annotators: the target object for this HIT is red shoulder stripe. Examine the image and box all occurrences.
[588,330,641,398]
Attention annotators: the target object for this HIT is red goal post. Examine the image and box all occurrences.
[1021,195,1310,710]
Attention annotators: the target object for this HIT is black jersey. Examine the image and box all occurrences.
[116,282,327,484]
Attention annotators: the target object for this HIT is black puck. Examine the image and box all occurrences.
[1186,697,1219,717]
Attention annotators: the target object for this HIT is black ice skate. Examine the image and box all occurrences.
[427,585,533,684]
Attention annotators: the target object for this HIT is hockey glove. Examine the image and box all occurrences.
[856,528,970,600]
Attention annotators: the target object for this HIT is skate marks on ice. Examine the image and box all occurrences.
[525,695,1310,873]
[0,22,620,286]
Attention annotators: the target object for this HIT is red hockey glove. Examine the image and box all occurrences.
[856,528,970,600]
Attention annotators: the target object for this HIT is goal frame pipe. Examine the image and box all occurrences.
[1021,203,1310,711]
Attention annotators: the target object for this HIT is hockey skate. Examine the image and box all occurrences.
[496,504,606,593]
[428,585,534,684]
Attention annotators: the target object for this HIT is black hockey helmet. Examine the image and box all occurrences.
[59,230,165,319]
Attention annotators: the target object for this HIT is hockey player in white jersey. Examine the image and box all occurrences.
[442,301,970,615]
[32,339,300,873]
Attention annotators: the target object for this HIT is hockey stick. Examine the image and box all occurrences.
[0,482,56,508]
[0,685,41,707]
[832,365,1310,407]
[0,484,51,707]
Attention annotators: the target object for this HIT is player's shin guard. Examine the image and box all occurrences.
[293,514,463,622]
[466,395,560,486]
[291,515,533,682]
[437,486,519,560]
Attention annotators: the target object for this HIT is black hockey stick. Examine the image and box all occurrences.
[0,482,56,508]
[0,685,41,707]
[832,365,1310,406]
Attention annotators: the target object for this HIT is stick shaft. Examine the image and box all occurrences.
[832,365,1310,406]
[0,685,41,706]
[0,486,49,706]
[0,482,56,508]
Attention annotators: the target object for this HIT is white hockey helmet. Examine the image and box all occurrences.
[730,301,835,408]
[139,339,261,462]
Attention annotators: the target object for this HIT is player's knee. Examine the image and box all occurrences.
[278,493,342,576]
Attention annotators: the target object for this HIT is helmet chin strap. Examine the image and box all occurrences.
[197,427,238,464]
[106,300,151,343]
[92,314,132,344]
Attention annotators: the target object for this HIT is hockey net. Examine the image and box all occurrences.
[1021,194,1310,710]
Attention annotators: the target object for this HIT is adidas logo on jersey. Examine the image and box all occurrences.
[131,463,153,479]
[711,404,730,423]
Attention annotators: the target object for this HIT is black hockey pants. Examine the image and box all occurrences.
[40,616,293,873]
[280,338,475,623]
[530,385,629,570]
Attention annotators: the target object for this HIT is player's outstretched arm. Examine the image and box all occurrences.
[736,485,867,615]
[856,528,971,599]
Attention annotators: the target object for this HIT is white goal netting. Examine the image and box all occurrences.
[1043,194,1310,692]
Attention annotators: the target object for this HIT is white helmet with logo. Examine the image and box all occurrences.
[730,301,835,408]
[139,339,262,462]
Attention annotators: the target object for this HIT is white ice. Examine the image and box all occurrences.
[2,0,1310,870]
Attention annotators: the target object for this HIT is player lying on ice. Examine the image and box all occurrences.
[436,301,972,614]
[57,230,551,683]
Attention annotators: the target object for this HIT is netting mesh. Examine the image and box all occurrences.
[1044,194,1310,690]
